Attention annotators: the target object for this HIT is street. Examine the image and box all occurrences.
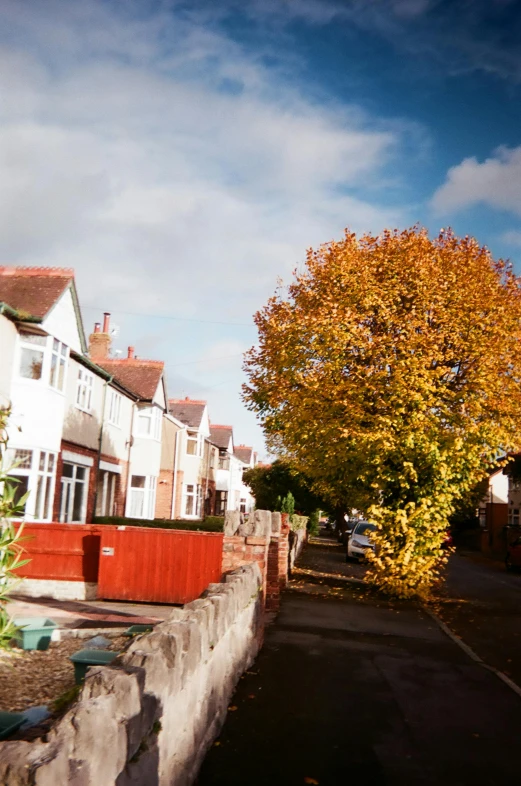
[197,539,521,786]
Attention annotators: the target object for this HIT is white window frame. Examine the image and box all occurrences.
[59,462,89,523]
[17,332,47,382]
[7,448,57,522]
[128,475,157,520]
[107,389,122,426]
[49,338,68,391]
[184,483,196,517]
[137,405,161,440]
[97,470,118,517]
[76,367,94,413]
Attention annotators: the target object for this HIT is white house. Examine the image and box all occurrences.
[234,444,257,514]
[0,267,86,522]
[210,425,245,514]
[168,398,211,519]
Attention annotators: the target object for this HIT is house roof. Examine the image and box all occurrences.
[169,398,207,428]
[0,266,74,319]
[234,445,253,464]
[98,359,164,401]
[210,425,234,450]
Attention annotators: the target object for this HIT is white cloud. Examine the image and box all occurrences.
[431,146,521,217]
[0,0,412,448]
[502,230,521,247]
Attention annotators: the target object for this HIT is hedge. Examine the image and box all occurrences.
[93,515,224,533]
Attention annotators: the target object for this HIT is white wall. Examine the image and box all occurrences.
[42,287,83,353]
[0,313,17,408]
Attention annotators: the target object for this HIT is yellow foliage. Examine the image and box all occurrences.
[243,227,521,598]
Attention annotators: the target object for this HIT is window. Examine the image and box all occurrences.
[215,490,228,516]
[19,332,46,380]
[508,508,520,527]
[137,406,161,440]
[49,339,68,390]
[129,475,156,519]
[8,449,56,520]
[185,484,195,516]
[186,431,198,455]
[60,463,89,523]
[218,454,230,470]
[76,368,94,412]
[240,498,247,514]
[107,389,122,426]
[96,470,118,517]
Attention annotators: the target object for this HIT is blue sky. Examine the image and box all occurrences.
[1,0,520,456]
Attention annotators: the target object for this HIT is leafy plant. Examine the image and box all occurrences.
[0,408,30,650]
[244,227,521,598]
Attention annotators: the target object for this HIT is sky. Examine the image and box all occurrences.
[1,0,520,458]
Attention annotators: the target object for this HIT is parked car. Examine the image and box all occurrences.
[346,521,376,562]
[441,531,453,548]
[506,537,521,571]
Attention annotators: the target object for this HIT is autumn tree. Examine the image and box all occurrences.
[243,228,521,597]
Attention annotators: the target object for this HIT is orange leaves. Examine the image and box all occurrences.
[243,226,521,596]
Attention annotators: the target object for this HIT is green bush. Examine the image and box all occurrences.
[291,514,308,532]
[93,515,224,533]
[307,510,320,537]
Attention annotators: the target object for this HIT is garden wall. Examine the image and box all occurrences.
[0,563,264,786]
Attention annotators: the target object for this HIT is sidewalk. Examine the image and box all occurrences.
[8,594,174,630]
[196,540,521,786]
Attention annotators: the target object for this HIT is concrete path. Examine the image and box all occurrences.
[197,541,521,786]
[8,594,173,628]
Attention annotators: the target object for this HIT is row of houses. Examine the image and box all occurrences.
[0,266,257,524]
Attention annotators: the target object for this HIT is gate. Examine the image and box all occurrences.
[97,526,224,604]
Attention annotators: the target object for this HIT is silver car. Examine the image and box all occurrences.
[346,521,376,561]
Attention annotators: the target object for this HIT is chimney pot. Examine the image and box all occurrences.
[128,346,135,359]
[94,322,101,334]
[103,312,111,333]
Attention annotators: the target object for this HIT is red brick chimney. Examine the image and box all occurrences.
[89,313,111,360]
[128,346,135,359]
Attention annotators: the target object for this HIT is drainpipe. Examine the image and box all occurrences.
[204,437,211,516]
[92,374,114,520]
[171,427,180,519]
[125,400,137,517]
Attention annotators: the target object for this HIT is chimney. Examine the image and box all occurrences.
[127,346,135,359]
[89,316,111,361]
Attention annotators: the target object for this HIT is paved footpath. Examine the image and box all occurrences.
[197,541,521,786]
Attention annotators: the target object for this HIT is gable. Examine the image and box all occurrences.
[42,285,85,354]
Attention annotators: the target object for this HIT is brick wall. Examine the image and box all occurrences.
[221,510,292,613]
[156,468,174,519]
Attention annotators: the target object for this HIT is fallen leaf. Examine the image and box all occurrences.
[214,741,221,747]
[304,778,319,785]
[248,694,256,699]
[228,706,238,711]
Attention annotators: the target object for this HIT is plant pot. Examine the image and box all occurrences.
[69,649,119,684]
[13,618,58,651]
[0,711,25,740]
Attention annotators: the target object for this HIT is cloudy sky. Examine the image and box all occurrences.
[1,0,520,456]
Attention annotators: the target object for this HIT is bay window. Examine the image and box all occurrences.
[8,448,56,521]
[49,339,68,390]
[18,332,46,380]
[137,406,161,439]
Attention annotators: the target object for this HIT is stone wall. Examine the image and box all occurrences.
[0,563,264,786]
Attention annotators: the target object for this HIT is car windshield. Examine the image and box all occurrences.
[354,522,376,537]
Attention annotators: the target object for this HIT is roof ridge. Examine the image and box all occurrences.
[0,266,74,277]
[211,424,233,429]
[169,398,207,405]
[103,358,164,367]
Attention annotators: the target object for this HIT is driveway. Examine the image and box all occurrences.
[197,540,521,786]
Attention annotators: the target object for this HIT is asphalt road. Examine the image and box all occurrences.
[197,543,521,786]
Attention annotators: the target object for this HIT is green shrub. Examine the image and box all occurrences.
[307,510,320,537]
[291,514,308,532]
[93,515,224,533]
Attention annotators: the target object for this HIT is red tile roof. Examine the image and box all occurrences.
[0,266,74,319]
[169,398,207,428]
[234,445,253,464]
[210,425,234,450]
[99,359,164,401]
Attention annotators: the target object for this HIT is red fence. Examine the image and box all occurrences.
[16,523,101,583]
[97,527,224,604]
[15,523,224,605]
